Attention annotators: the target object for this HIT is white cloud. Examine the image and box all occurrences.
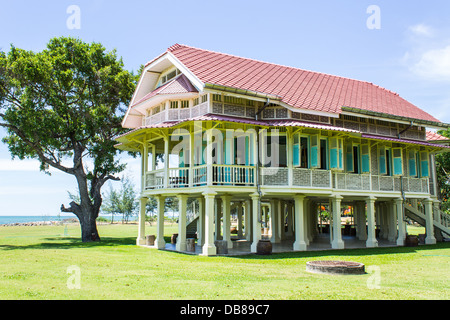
[411,45,450,81]
[409,23,434,37]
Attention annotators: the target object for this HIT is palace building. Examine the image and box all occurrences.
[116,44,450,255]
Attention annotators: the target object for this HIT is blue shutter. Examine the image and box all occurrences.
[329,137,338,169]
[420,151,429,177]
[408,150,417,177]
[310,135,319,168]
[392,148,403,176]
[379,146,386,175]
[346,143,353,172]
[361,144,370,173]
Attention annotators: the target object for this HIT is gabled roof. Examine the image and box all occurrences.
[144,44,441,124]
[426,131,449,142]
[132,74,197,107]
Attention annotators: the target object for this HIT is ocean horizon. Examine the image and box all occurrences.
[0,214,139,225]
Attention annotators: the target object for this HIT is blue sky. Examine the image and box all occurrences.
[1,0,450,215]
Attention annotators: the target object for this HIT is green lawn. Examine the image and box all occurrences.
[0,223,449,300]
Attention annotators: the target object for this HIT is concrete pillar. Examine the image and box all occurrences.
[222,195,232,249]
[424,199,437,244]
[197,197,204,247]
[331,195,344,249]
[156,195,166,249]
[176,194,188,252]
[293,194,307,251]
[366,196,378,248]
[395,198,406,246]
[270,200,280,243]
[250,194,262,253]
[136,197,148,245]
[163,136,169,189]
[202,191,217,256]
[245,200,252,241]
[387,200,397,242]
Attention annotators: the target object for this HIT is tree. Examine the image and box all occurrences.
[102,176,138,224]
[0,37,136,241]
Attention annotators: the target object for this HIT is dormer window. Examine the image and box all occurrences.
[157,68,181,88]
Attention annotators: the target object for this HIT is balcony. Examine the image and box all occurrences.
[144,165,430,194]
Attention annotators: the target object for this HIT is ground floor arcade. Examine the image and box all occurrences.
[136,190,438,256]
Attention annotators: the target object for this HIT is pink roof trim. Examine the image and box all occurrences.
[362,134,450,148]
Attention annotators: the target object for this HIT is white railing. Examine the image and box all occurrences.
[168,167,189,188]
[144,165,430,194]
[193,165,207,186]
[143,101,209,126]
[145,169,164,189]
[213,164,255,185]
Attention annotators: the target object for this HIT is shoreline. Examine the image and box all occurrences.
[0,218,78,227]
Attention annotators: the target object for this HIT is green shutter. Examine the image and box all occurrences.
[361,144,370,173]
[310,135,319,168]
[293,134,300,166]
[408,150,417,177]
[420,151,429,177]
[392,148,403,176]
[379,146,386,175]
[346,143,353,172]
[329,137,338,169]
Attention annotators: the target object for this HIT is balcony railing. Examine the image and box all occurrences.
[144,165,430,193]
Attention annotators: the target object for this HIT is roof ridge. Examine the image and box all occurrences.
[167,43,402,96]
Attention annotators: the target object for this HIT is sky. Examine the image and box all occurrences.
[1,0,450,215]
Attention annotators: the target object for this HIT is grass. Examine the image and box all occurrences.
[0,223,449,300]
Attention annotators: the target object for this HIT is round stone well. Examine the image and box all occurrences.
[306,260,365,275]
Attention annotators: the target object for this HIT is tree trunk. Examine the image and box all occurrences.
[79,211,101,242]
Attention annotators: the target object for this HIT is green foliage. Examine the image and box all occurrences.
[102,177,138,223]
[0,37,137,241]
[436,130,450,212]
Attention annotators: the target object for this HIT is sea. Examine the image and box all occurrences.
[0,215,75,225]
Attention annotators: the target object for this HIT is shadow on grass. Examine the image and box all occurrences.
[0,236,136,251]
[227,242,450,260]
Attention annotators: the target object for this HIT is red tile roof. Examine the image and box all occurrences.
[149,44,441,124]
[426,131,449,142]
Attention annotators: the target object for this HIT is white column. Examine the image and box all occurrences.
[424,199,437,244]
[189,129,195,187]
[366,196,378,248]
[293,194,307,251]
[155,195,166,249]
[202,191,217,256]
[245,200,252,241]
[163,136,169,189]
[206,128,213,186]
[331,195,344,249]
[176,194,188,251]
[395,198,406,246]
[136,196,148,245]
[197,197,204,247]
[222,195,232,249]
[357,201,367,241]
[387,201,397,242]
[250,193,262,253]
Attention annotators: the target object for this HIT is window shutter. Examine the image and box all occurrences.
[420,151,429,177]
[179,150,185,168]
[361,144,370,173]
[408,150,417,177]
[346,143,354,172]
[379,146,386,175]
[392,148,403,176]
[293,134,300,166]
[310,134,319,168]
[329,137,338,169]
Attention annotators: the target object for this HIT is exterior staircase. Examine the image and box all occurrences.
[186,210,199,239]
[405,201,450,241]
